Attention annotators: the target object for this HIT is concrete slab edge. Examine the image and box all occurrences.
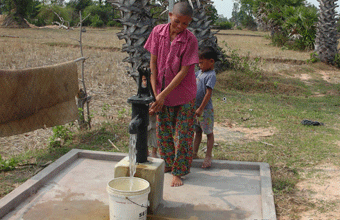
[192,159,277,220]
[0,150,276,220]
[0,149,81,219]
[79,150,127,161]
[260,163,277,220]
[192,159,260,170]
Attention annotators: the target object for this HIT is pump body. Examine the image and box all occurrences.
[127,68,155,163]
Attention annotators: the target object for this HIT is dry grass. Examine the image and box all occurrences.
[0,26,136,158]
[1,26,340,219]
[0,27,123,49]
[215,29,268,36]
[216,29,311,60]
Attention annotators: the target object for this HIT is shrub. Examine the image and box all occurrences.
[35,4,73,27]
[334,53,340,68]
[269,5,318,51]
[0,155,17,171]
[282,6,318,51]
[49,125,74,148]
[30,17,46,26]
[107,20,122,27]
[271,31,289,47]
[214,21,234,30]
[307,52,320,63]
[83,4,115,27]
[90,14,104,27]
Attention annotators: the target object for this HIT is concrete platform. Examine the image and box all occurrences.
[0,149,276,220]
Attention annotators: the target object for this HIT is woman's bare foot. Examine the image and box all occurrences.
[202,156,212,168]
[171,175,183,187]
[164,167,172,173]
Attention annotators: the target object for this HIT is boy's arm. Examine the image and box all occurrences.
[195,87,213,117]
[151,65,190,113]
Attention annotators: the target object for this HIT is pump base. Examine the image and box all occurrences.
[114,156,165,213]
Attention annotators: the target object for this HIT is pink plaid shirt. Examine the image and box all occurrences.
[144,23,198,106]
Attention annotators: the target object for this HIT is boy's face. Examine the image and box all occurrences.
[142,76,147,87]
[199,58,214,72]
[169,12,192,34]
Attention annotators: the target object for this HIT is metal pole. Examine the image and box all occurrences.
[168,0,175,23]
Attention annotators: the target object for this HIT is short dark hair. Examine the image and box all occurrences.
[173,1,193,18]
[199,46,218,62]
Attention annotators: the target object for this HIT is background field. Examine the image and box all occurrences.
[1,27,340,219]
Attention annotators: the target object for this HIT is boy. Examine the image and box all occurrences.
[193,46,217,169]
[144,2,198,187]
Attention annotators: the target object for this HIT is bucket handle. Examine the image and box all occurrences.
[125,197,149,208]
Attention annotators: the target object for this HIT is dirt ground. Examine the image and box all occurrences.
[297,163,340,219]
[1,24,340,219]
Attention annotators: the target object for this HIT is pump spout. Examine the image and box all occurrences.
[129,115,143,134]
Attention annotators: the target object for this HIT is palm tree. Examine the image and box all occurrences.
[110,0,225,79]
[108,0,155,81]
[187,0,225,72]
[315,0,339,64]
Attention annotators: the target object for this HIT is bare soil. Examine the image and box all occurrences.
[297,163,340,219]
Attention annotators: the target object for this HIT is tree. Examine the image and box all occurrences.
[0,1,5,14]
[83,2,115,27]
[283,5,318,50]
[1,0,37,27]
[231,1,257,29]
[52,0,65,5]
[315,0,339,64]
[205,4,218,24]
[34,4,73,27]
[239,0,254,16]
[67,0,93,13]
[251,0,305,31]
[231,2,240,26]
[110,0,226,79]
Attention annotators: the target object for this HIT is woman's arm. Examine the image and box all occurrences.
[150,54,158,97]
[150,65,190,113]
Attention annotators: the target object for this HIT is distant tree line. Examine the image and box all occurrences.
[0,0,122,27]
[1,0,339,57]
[0,0,219,28]
[230,0,340,52]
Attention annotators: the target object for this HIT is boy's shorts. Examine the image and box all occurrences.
[195,109,214,134]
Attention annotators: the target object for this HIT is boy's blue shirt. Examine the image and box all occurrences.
[195,69,216,109]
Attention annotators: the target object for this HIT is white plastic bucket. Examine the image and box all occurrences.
[107,177,150,220]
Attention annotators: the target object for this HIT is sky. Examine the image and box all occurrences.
[212,0,322,18]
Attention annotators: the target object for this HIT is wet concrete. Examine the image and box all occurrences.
[0,149,276,220]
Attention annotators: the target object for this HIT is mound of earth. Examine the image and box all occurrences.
[1,14,30,28]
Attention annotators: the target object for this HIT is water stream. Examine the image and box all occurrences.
[129,134,137,191]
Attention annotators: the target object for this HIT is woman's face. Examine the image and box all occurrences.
[169,13,192,34]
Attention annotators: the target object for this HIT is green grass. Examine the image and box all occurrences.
[43,120,130,159]
[211,69,340,218]
[214,70,340,166]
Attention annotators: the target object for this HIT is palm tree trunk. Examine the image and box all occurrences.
[315,0,339,64]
